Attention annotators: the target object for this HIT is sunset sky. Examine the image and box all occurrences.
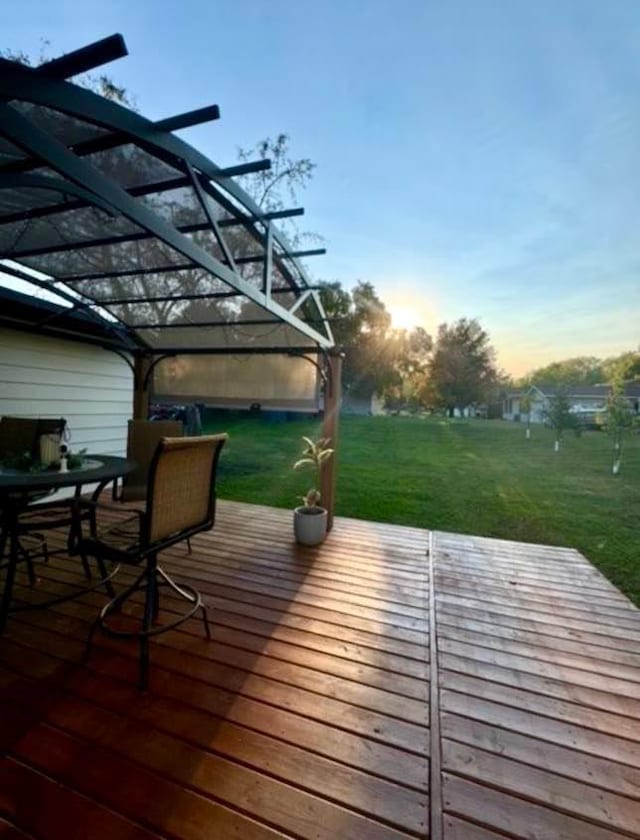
[5,0,640,376]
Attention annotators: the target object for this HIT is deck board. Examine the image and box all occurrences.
[434,530,640,839]
[1,502,640,837]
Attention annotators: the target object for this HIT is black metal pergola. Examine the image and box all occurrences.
[0,34,334,367]
[0,34,342,525]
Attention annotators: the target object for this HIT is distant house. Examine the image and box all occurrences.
[503,383,640,424]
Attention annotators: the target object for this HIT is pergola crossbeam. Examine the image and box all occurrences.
[0,160,268,227]
[84,287,322,306]
[0,104,221,176]
[47,248,325,287]
[154,105,221,133]
[0,94,331,346]
[129,317,333,330]
[8,207,306,258]
[35,34,128,80]
[0,48,334,350]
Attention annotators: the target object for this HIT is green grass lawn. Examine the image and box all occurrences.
[206,413,640,605]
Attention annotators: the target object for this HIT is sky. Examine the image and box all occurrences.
[4,0,640,376]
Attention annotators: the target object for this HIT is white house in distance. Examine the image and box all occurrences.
[503,383,640,425]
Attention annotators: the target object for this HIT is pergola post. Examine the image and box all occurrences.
[321,353,343,532]
[133,355,151,420]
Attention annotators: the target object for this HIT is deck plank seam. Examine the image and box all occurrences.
[436,629,640,684]
[437,608,640,653]
[0,654,431,802]
[441,763,640,839]
[429,530,442,840]
[439,704,640,766]
[438,666,640,726]
[4,619,432,745]
[436,617,640,668]
[440,727,640,802]
[2,699,427,839]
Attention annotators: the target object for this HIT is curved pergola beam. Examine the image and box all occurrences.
[0,173,117,216]
[0,57,333,347]
[0,98,332,348]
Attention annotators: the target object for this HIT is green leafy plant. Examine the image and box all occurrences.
[543,393,581,451]
[606,390,636,474]
[1,451,48,473]
[293,436,334,509]
[66,448,87,470]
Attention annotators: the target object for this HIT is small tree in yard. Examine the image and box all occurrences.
[520,392,533,439]
[543,394,580,452]
[606,389,635,475]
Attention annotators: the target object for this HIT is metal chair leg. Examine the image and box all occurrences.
[152,575,160,623]
[200,602,211,639]
[93,552,116,599]
[80,552,93,580]
[17,542,37,586]
[0,528,19,634]
[139,556,157,690]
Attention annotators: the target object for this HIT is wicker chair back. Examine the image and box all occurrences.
[146,434,227,544]
[123,419,183,502]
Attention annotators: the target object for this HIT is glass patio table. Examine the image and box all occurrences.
[0,454,136,631]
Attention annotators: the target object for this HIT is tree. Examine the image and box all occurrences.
[237,134,318,248]
[317,280,433,403]
[543,393,580,452]
[520,356,604,388]
[1,42,134,106]
[606,386,635,474]
[319,280,391,397]
[427,318,498,416]
[601,350,640,384]
[391,327,433,410]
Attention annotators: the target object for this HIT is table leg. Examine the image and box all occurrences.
[0,503,20,633]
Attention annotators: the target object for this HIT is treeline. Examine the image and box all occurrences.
[318,280,500,414]
[518,353,640,389]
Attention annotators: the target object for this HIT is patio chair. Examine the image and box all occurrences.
[0,416,92,582]
[113,419,184,502]
[80,433,228,689]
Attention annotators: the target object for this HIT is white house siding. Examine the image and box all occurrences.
[0,328,132,478]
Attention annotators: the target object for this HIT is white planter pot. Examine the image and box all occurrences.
[293,506,328,546]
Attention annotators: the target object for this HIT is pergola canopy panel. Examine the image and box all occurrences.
[10,100,112,148]
[0,37,333,355]
[154,353,320,409]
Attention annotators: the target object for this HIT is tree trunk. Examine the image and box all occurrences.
[554,438,560,452]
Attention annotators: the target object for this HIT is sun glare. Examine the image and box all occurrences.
[388,304,421,331]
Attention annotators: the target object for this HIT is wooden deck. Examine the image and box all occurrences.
[0,501,639,838]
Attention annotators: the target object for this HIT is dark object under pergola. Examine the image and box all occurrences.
[0,33,341,522]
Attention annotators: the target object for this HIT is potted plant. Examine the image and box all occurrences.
[293,436,334,546]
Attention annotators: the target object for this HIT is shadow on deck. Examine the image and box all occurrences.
[0,500,639,839]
